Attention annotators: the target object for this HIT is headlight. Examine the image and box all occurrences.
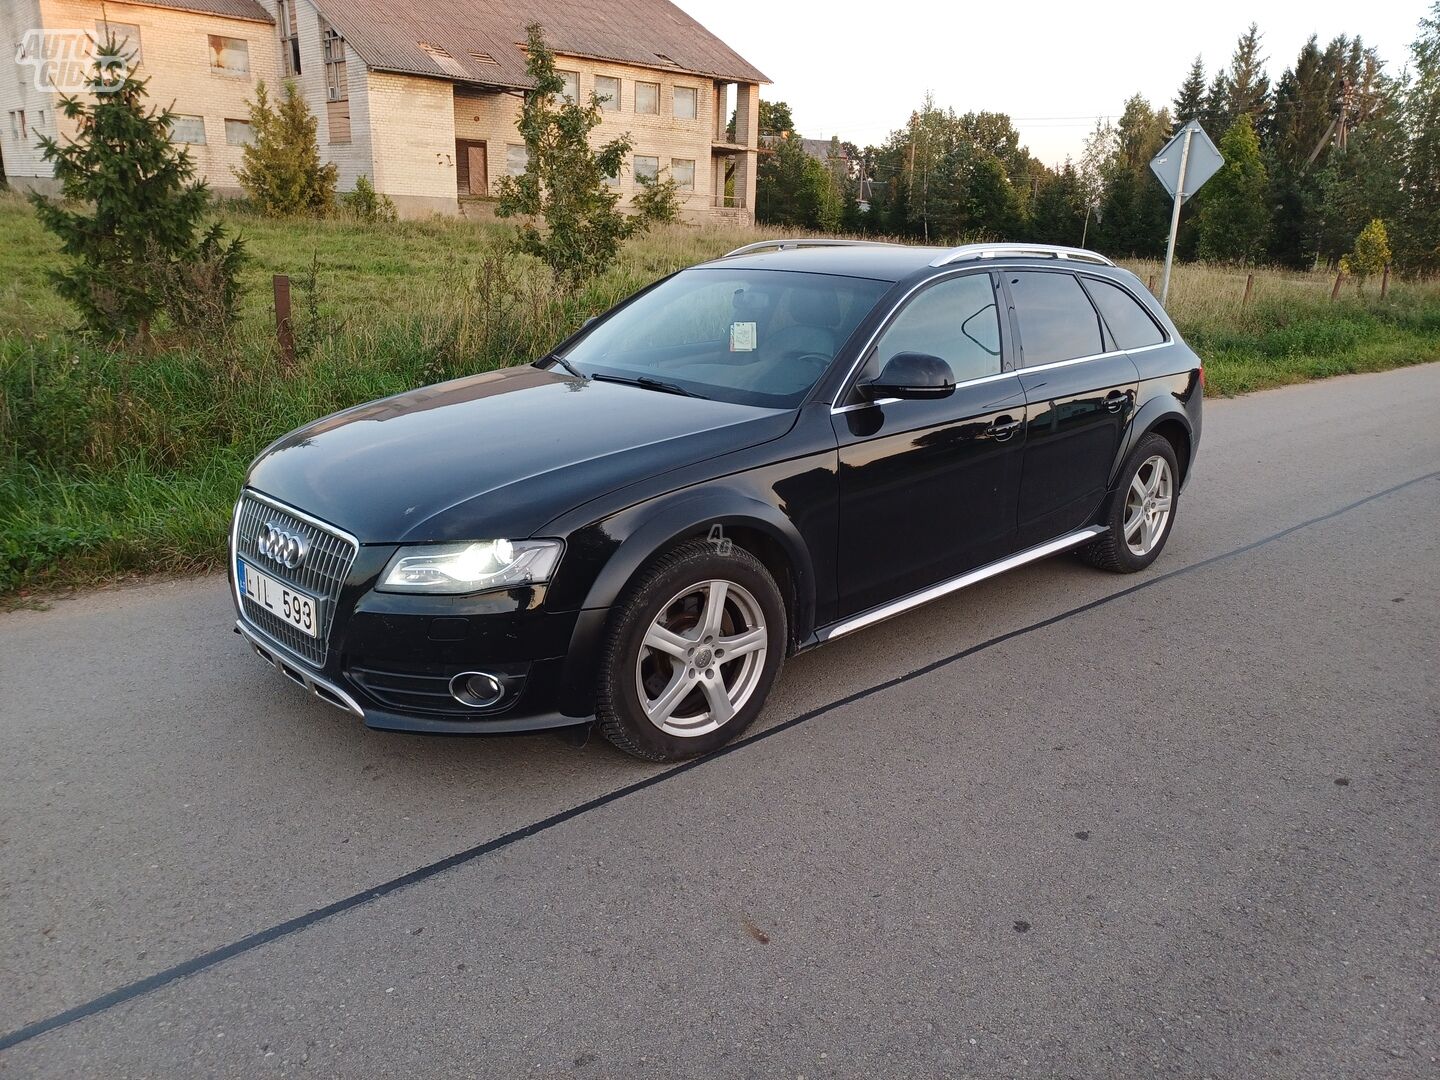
[377,539,563,594]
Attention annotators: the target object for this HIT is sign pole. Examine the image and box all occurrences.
[1160,126,1192,307]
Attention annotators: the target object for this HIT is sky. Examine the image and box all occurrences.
[673,0,1429,166]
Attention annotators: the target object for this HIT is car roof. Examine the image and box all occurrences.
[696,242,1131,285]
[698,244,948,282]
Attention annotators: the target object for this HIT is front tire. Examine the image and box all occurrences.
[1081,433,1180,573]
[596,539,786,762]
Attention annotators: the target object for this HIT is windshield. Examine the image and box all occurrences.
[560,268,890,407]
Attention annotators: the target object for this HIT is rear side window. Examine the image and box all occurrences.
[1007,271,1104,366]
[1085,277,1166,349]
[869,273,1002,384]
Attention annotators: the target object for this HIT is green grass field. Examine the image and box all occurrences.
[2,191,1438,596]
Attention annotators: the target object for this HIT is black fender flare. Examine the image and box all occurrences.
[578,486,816,644]
[1110,398,1196,491]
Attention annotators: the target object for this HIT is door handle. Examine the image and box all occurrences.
[984,416,1022,441]
[1104,390,1129,413]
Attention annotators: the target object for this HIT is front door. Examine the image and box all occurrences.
[455,140,488,196]
[1002,269,1140,547]
[832,271,1026,617]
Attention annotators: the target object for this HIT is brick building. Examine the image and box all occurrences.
[1,0,767,221]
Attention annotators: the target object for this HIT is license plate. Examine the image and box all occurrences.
[237,558,320,638]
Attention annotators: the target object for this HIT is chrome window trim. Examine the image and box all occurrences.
[818,526,1108,641]
[230,488,360,671]
[827,266,1006,413]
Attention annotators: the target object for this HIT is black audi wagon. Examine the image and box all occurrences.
[230,240,1202,760]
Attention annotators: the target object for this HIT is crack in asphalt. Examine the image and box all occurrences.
[3,468,1436,1054]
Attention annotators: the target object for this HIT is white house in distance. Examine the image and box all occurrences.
[0,0,768,220]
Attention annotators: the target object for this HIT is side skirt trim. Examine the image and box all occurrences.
[816,526,1108,643]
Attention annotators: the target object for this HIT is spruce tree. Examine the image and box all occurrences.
[1196,114,1271,262]
[1173,57,1207,125]
[29,34,242,338]
[1227,24,1273,126]
[235,80,337,216]
[495,24,636,285]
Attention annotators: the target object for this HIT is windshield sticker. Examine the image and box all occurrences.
[730,321,757,352]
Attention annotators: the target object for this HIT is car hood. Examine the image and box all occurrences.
[246,366,794,543]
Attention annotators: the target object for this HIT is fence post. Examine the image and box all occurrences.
[273,274,296,369]
[1380,262,1391,301]
[1147,273,1157,294]
[1242,273,1254,307]
[1330,270,1345,302]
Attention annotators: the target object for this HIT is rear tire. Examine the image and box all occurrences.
[596,539,786,762]
[1081,433,1180,573]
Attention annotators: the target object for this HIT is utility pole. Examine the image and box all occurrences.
[1159,125,1192,306]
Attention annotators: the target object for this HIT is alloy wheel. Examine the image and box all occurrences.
[635,579,768,738]
[1123,454,1174,556]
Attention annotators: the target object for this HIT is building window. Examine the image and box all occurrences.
[321,19,347,100]
[635,81,659,115]
[595,75,620,112]
[169,115,207,144]
[670,158,695,190]
[9,111,25,139]
[673,86,697,120]
[278,0,301,75]
[506,144,529,176]
[225,118,254,146]
[208,35,250,75]
[634,155,659,183]
[557,70,578,103]
[94,21,142,66]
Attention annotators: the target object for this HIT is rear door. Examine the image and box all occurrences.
[1004,269,1139,547]
[831,271,1027,617]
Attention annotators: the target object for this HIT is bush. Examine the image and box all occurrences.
[235,80,337,217]
[340,175,398,223]
[631,172,683,226]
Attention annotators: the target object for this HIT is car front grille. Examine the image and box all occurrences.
[232,491,358,667]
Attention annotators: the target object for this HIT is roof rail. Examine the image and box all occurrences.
[929,243,1115,268]
[721,238,901,259]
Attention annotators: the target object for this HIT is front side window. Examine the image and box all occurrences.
[866,273,1002,387]
[169,115,207,144]
[594,75,620,111]
[635,81,659,114]
[1084,277,1166,350]
[673,85,697,119]
[1007,271,1105,366]
[633,155,659,183]
[505,144,529,176]
[562,269,889,408]
[208,35,249,75]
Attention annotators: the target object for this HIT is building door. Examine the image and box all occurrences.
[455,140,488,196]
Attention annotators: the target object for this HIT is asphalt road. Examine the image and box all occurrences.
[1,365,1437,1078]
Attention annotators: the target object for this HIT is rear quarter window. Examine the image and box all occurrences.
[1085,277,1167,350]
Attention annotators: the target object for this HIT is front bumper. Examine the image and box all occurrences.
[230,496,604,735]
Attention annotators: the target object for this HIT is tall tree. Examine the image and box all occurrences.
[1402,3,1440,272]
[1093,95,1172,257]
[495,24,636,285]
[1173,57,1207,124]
[235,80,337,216]
[1196,114,1271,262]
[1227,23,1273,126]
[1028,161,1087,245]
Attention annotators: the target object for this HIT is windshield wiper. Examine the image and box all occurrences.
[539,352,588,380]
[590,373,703,398]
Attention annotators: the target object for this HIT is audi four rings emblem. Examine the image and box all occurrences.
[257,523,308,569]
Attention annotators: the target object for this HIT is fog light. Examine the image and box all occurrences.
[449,671,505,709]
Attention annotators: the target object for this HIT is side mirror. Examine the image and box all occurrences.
[860,352,955,400]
